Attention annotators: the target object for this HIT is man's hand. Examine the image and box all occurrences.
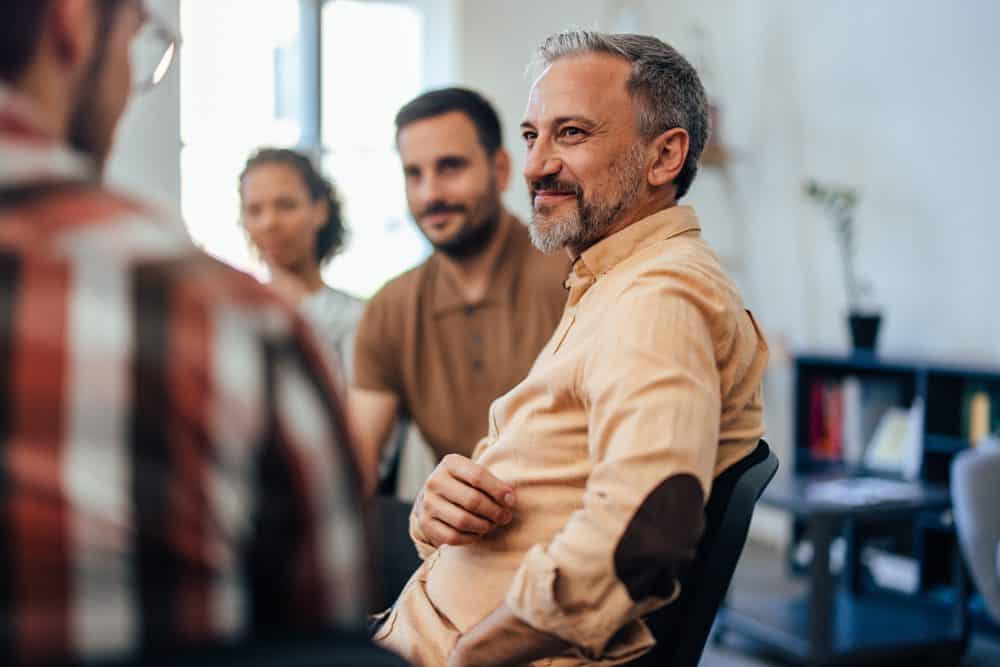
[415,454,515,548]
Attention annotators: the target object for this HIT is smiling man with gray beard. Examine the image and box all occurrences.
[375,30,771,667]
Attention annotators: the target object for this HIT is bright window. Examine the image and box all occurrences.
[321,1,429,297]
[179,0,430,296]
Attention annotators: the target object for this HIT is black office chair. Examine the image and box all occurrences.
[373,495,423,610]
[626,439,779,667]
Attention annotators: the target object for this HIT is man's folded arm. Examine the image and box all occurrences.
[503,289,722,661]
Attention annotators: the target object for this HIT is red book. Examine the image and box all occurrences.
[826,382,844,460]
[809,381,828,458]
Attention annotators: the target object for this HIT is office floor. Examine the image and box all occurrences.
[702,541,1000,666]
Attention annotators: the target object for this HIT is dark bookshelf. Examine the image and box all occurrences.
[793,352,1000,482]
[789,351,1000,628]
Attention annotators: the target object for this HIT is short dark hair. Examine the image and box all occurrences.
[395,87,503,156]
[1,0,130,83]
[0,1,51,82]
[239,148,348,267]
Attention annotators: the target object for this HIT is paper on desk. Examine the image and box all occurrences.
[805,477,924,506]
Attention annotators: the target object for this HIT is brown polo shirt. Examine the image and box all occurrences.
[353,215,569,459]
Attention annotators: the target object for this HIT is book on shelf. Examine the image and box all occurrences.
[962,384,999,446]
[864,396,924,479]
[807,380,844,461]
[805,376,905,467]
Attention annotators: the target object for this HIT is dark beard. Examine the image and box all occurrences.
[435,207,501,259]
[67,79,105,174]
[67,3,119,175]
[425,184,503,260]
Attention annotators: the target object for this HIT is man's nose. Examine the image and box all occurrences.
[414,173,445,207]
[524,145,561,184]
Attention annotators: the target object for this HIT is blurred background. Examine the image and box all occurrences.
[108,1,1000,664]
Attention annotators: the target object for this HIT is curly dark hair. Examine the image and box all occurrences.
[238,147,348,266]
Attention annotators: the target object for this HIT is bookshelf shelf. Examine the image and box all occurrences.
[792,352,1000,481]
[923,434,969,454]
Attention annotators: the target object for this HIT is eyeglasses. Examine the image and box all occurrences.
[129,3,180,93]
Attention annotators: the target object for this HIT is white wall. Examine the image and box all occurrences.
[105,0,181,213]
[457,0,1000,543]
[459,0,1000,362]
[102,0,1000,362]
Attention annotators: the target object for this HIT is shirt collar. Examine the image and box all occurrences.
[0,82,95,189]
[430,212,530,317]
[565,205,701,304]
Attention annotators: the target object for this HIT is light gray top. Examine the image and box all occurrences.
[299,285,366,381]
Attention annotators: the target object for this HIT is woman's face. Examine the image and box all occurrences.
[240,163,327,271]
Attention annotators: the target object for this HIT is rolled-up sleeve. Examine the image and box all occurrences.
[505,285,722,661]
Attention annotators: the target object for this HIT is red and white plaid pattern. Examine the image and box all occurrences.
[0,84,370,663]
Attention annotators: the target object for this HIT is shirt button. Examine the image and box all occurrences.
[472,360,483,371]
[471,333,482,344]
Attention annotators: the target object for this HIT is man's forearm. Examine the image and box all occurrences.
[447,603,570,667]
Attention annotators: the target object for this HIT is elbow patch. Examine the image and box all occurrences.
[613,473,705,602]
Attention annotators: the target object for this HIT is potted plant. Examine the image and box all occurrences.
[804,180,881,352]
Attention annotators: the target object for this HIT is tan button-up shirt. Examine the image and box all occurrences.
[377,206,768,666]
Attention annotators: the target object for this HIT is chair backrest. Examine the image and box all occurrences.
[374,496,423,610]
[627,439,779,667]
[952,444,1000,623]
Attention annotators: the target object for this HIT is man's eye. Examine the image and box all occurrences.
[522,131,537,143]
[560,127,584,138]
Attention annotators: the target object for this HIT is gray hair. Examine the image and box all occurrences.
[537,31,710,199]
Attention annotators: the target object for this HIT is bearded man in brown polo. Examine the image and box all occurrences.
[350,88,569,495]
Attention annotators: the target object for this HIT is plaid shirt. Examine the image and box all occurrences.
[0,85,370,664]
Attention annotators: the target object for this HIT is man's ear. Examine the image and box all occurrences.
[647,127,689,189]
[49,0,99,75]
[492,147,512,194]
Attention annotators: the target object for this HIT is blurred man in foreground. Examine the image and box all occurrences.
[376,32,769,667]
[0,1,369,662]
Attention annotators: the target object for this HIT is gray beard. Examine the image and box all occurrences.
[529,145,645,254]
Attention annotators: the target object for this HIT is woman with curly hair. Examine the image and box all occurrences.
[239,147,364,378]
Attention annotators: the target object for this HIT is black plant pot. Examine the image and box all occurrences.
[848,312,882,351]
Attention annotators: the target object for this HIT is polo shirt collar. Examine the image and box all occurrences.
[430,212,529,317]
[565,205,701,304]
